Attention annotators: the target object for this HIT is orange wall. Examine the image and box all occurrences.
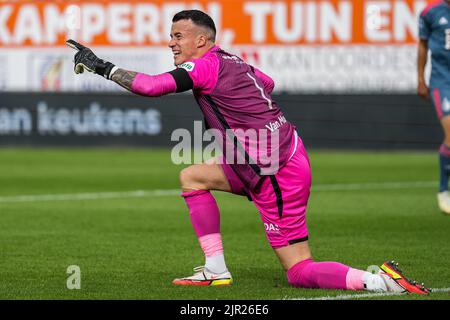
[0,0,435,47]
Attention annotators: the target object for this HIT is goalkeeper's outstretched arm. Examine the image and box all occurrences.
[66,39,193,97]
[111,68,194,97]
[109,69,138,92]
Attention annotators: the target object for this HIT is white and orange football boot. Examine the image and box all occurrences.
[172,266,233,286]
[379,260,431,294]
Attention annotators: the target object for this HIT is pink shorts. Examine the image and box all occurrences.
[221,134,311,249]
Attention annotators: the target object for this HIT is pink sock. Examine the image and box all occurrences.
[287,258,355,290]
[182,190,221,238]
[346,268,366,290]
[198,233,224,257]
[182,190,225,271]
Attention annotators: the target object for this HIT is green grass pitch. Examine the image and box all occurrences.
[0,148,449,300]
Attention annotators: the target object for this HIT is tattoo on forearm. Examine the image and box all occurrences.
[111,69,138,91]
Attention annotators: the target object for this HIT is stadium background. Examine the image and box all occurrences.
[1,0,449,301]
[0,0,439,149]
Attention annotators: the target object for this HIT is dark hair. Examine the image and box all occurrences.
[172,10,216,42]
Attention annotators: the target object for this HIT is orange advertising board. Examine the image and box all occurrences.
[0,0,434,47]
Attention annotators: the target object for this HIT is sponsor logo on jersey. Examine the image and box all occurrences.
[439,17,448,25]
[264,223,280,232]
[265,116,287,133]
[178,62,195,72]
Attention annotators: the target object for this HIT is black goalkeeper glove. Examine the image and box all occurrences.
[66,39,117,80]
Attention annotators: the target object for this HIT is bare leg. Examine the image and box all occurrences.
[179,157,232,193]
[274,241,312,271]
[440,116,450,147]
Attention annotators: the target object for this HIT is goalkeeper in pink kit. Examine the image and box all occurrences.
[67,10,429,294]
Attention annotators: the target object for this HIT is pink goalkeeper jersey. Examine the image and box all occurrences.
[179,46,297,191]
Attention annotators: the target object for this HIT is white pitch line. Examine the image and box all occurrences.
[313,181,437,191]
[286,287,450,300]
[0,181,437,204]
[0,189,180,203]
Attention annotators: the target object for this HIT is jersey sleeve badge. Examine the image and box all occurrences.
[178,62,196,72]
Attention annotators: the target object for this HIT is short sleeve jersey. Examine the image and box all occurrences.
[419,1,450,88]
